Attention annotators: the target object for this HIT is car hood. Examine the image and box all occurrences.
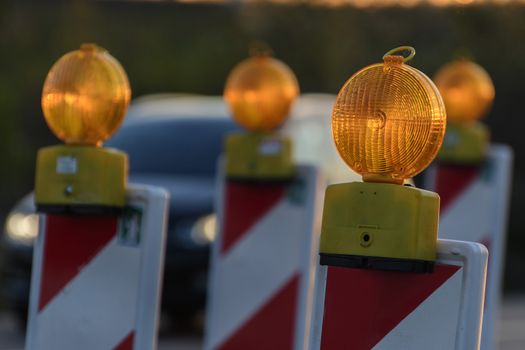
[129,174,215,215]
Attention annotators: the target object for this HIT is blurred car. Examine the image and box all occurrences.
[1,93,355,326]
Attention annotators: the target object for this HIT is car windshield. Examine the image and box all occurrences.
[107,117,240,177]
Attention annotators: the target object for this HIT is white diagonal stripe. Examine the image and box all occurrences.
[440,177,492,243]
[373,268,463,350]
[32,237,141,350]
[206,198,307,348]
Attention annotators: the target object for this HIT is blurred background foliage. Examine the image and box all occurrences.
[1,0,525,289]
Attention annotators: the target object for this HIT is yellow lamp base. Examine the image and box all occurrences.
[437,121,489,164]
[35,145,127,215]
[225,132,294,181]
[319,182,439,273]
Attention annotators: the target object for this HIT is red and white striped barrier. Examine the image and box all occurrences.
[424,144,513,349]
[311,239,488,350]
[26,185,169,350]
[205,165,324,350]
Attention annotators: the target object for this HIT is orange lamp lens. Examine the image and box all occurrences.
[224,55,299,132]
[41,43,131,146]
[434,59,495,123]
[332,48,446,184]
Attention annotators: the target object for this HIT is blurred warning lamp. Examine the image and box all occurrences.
[332,46,447,184]
[41,43,131,146]
[224,50,299,132]
[434,59,494,123]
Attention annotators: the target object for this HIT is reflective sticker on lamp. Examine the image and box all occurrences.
[56,156,77,174]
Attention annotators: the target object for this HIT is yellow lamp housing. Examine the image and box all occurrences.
[223,49,299,181]
[35,44,131,214]
[320,182,439,272]
[438,121,489,164]
[434,59,494,164]
[35,146,127,214]
[225,132,293,180]
[320,47,446,272]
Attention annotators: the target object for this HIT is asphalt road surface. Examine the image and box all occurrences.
[2,295,525,349]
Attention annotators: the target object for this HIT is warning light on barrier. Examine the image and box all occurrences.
[333,46,446,185]
[434,59,494,123]
[434,59,493,164]
[320,47,444,273]
[35,43,131,214]
[224,46,299,180]
[42,43,131,146]
[224,49,299,132]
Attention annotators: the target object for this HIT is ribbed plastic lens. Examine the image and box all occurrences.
[42,43,131,146]
[434,59,494,123]
[224,55,299,132]
[332,51,446,184]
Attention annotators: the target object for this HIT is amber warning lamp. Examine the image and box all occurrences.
[223,47,299,180]
[319,46,446,272]
[434,58,495,164]
[35,43,131,214]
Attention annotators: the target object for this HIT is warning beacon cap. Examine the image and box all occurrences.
[41,43,131,146]
[224,45,299,132]
[434,58,495,123]
[332,46,447,184]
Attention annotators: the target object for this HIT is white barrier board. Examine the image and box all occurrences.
[205,165,324,350]
[424,144,513,349]
[26,184,169,350]
[311,239,488,350]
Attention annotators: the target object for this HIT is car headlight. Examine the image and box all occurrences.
[5,213,39,245]
[190,214,217,245]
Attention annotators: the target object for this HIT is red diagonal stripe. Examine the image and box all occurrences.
[114,331,135,350]
[221,182,286,254]
[218,274,299,350]
[435,164,479,213]
[321,264,461,350]
[38,215,118,312]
